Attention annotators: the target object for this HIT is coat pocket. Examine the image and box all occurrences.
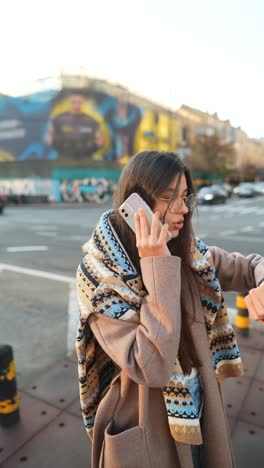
[100,420,150,468]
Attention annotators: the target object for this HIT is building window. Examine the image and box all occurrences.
[182,127,188,143]
[221,127,227,141]
[230,127,236,143]
[194,127,204,136]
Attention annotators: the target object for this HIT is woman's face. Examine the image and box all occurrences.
[153,174,189,238]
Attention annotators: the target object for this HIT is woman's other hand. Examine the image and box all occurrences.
[134,208,171,258]
[245,282,264,324]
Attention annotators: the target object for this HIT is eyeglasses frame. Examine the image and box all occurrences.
[157,193,198,213]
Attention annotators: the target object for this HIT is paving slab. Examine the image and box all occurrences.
[1,412,91,468]
[21,358,79,410]
[222,376,251,418]
[0,391,60,465]
[236,329,264,351]
[239,347,262,378]
[239,381,264,427]
[226,415,237,436]
[65,397,82,418]
[255,354,264,382]
[232,421,264,468]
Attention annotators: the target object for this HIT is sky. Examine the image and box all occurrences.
[1,0,264,138]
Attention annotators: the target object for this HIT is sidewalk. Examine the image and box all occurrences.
[1,328,264,468]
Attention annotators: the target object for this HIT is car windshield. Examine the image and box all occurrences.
[198,187,213,194]
[240,183,253,188]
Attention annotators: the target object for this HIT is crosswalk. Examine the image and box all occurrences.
[198,204,264,216]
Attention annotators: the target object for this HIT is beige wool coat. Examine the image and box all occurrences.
[83,247,264,468]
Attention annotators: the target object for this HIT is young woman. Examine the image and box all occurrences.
[76,151,264,468]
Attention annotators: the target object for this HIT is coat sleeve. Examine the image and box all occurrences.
[209,246,264,292]
[78,256,182,387]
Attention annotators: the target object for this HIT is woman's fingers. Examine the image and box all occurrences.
[150,212,161,242]
[250,288,264,320]
[134,212,141,246]
[245,294,259,321]
[134,208,171,258]
[158,222,169,244]
[245,290,264,321]
[138,208,150,240]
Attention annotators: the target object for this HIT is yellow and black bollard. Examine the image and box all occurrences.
[235,292,250,336]
[0,345,20,427]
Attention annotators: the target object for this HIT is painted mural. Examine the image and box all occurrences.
[59,178,116,203]
[0,87,179,163]
[0,178,60,201]
[0,177,116,203]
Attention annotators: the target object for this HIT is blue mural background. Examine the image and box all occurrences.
[0,89,143,162]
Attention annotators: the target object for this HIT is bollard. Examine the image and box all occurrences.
[0,345,20,427]
[235,292,250,337]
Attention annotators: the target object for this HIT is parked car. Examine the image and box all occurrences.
[0,195,7,214]
[233,182,256,198]
[253,181,264,195]
[212,183,233,198]
[197,185,228,205]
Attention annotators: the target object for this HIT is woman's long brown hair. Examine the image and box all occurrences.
[112,151,200,375]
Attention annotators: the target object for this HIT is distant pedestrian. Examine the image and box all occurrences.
[76,151,264,468]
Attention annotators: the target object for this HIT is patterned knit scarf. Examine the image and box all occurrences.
[76,209,243,445]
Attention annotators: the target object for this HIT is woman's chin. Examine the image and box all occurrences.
[170,227,180,238]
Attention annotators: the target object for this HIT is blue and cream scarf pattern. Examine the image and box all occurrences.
[76,210,243,445]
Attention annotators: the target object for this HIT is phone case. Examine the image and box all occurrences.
[119,192,172,242]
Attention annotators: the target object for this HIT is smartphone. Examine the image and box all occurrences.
[119,192,172,242]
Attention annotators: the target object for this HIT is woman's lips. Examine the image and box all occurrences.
[172,222,184,230]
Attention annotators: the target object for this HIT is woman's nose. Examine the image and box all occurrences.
[180,200,189,214]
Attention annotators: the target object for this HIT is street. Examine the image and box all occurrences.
[0,196,263,386]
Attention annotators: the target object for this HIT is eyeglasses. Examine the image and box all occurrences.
[158,193,198,213]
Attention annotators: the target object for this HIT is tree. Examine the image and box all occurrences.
[185,135,236,177]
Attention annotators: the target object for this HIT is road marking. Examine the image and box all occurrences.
[198,204,264,216]
[0,264,77,355]
[60,235,87,241]
[0,263,74,283]
[37,232,57,237]
[6,246,49,252]
[67,282,79,356]
[31,226,58,230]
[219,230,236,236]
[240,226,254,232]
[259,221,264,227]
[216,235,263,243]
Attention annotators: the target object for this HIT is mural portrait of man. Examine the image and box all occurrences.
[45,93,104,160]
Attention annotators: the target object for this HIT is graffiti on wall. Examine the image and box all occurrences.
[59,178,116,203]
[0,177,116,203]
[0,88,179,163]
[0,178,61,202]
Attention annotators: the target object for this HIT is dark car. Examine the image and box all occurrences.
[197,185,228,205]
[234,182,256,198]
[211,183,233,198]
[0,195,7,214]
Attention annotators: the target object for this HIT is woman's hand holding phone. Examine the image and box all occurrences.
[134,208,171,258]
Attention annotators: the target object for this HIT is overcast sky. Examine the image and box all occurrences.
[1,0,263,138]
